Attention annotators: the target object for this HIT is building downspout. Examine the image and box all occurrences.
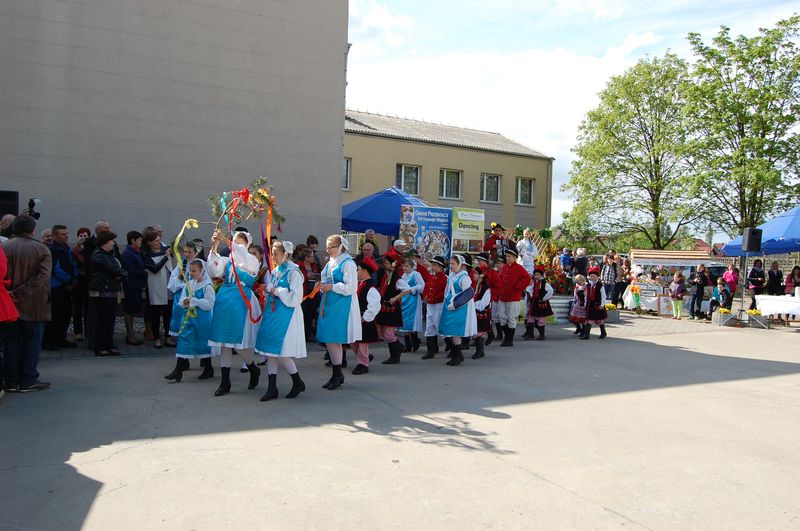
[546,158,553,227]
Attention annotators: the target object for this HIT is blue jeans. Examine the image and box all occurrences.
[690,292,703,317]
[2,320,45,387]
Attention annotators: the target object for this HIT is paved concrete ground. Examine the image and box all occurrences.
[2,315,799,530]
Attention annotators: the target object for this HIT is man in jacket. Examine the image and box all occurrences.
[43,224,77,350]
[497,249,531,346]
[2,215,52,392]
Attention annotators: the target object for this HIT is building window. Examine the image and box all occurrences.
[342,158,351,190]
[438,169,462,199]
[396,164,420,195]
[516,177,534,205]
[480,173,501,203]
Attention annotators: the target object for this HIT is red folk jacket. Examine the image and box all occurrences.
[498,261,530,302]
[417,266,447,304]
[0,245,20,323]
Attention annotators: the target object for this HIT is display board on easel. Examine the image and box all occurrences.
[657,294,673,317]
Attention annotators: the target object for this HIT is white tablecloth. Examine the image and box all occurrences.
[756,295,800,316]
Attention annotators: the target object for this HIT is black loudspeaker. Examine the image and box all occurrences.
[742,227,762,253]
[0,191,19,217]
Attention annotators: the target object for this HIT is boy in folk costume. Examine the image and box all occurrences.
[377,251,412,365]
[583,267,608,339]
[471,256,492,359]
[350,257,381,375]
[524,266,554,341]
[414,255,448,359]
[164,259,217,383]
[487,256,504,345]
[497,248,531,347]
[398,257,425,352]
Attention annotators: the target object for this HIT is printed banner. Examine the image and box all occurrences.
[451,207,485,254]
[399,205,452,260]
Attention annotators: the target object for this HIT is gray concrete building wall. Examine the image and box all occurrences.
[0,0,348,244]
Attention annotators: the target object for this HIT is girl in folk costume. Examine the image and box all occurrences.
[470,255,492,360]
[569,274,588,335]
[316,234,361,390]
[165,259,217,383]
[254,241,307,401]
[583,267,608,339]
[413,255,448,359]
[377,251,412,365]
[524,266,554,341]
[398,258,425,353]
[247,243,271,367]
[206,229,263,396]
[350,257,381,375]
[165,242,199,375]
[439,254,478,366]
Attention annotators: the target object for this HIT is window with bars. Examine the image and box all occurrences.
[516,177,534,205]
[396,164,420,195]
[438,169,462,199]
[342,158,351,190]
[480,173,501,202]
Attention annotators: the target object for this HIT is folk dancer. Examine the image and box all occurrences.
[316,234,361,390]
[378,251,412,365]
[351,257,381,375]
[569,274,588,335]
[398,257,425,352]
[471,257,492,359]
[254,241,307,401]
[496,249,531,347]
[524,266,553,340]
[207,229,262,396]
[414,255,448,359]
[584,267,608,339]
[438,254,478,366]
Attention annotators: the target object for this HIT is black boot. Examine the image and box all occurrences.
[536,325,546,340]
[285,372,306,398]
[444,336,452,352]
[198,357,214,379]
[573,323,582,335]
[599,324,607,339]
[260,374,279,401]
[323,364,344,390]
[461,336,471,350]
[495,323,504,343]
[247,362,261,390]
[580,324,591,339]
[485,328,495,346]
[471,336,485,359]
[214,367,231,396]
[446,343,464,366]
[411,333,421,352]
[522,323,534,340]
[403,335,412,352]
[351,363,369,375]
[342,351,348,368]
[164,358,183,382]
[501,326,514,346]
[382,341,402,364]
[422,336,436,359]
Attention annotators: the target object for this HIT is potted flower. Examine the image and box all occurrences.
[604,303,620,323]
[746,309,770,329]
[711,307,736,327]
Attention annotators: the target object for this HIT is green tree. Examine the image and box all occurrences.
[684,16,800,236]
[564,53,702,249]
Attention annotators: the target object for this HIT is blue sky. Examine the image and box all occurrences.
[346,0,798,233]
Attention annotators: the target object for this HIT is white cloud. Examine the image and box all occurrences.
[348,0,413,58]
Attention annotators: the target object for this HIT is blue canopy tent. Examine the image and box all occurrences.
[721,206,800,256]
[341,187,432,236]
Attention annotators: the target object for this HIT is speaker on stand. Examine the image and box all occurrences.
[0,191,19,217]
[738,227,763,321]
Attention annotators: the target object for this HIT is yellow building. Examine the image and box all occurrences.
[342,110,553,232]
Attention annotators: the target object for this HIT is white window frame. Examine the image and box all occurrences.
[342,157,351,191]
[480,173,501,203]
[396,163,420,196]
[515,177,534,206]
[438,168,462,200]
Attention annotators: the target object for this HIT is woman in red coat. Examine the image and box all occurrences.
[0,245,20,323]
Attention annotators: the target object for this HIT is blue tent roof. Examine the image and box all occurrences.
[721,206,800,256]
[341,187,432,235]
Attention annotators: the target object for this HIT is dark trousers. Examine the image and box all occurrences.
[613,281,627,306]
[301,295,320,340]
[2,320,45,387]
[604,283,616,304]
[72,285,88,335]
[689,292,703,317]
[149,304,172,339]
[749,288,764,310]
[43,285,72,347]
[92,297,118,352]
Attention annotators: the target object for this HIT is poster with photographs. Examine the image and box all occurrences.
[399,206,452,260]
[451,207,485,255]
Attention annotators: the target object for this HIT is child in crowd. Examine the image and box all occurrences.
[414,255,448,359]
[584,267,608,339]
[350,257,381,375]
[471,257,492,359]
[398,258,425,352]
[524,266,554,340]
[377,252,411,365]
[569,274,588,334]
[709,277,733,316]
[669,272,687,320]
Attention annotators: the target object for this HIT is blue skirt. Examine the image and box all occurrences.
[316,291,351,344]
